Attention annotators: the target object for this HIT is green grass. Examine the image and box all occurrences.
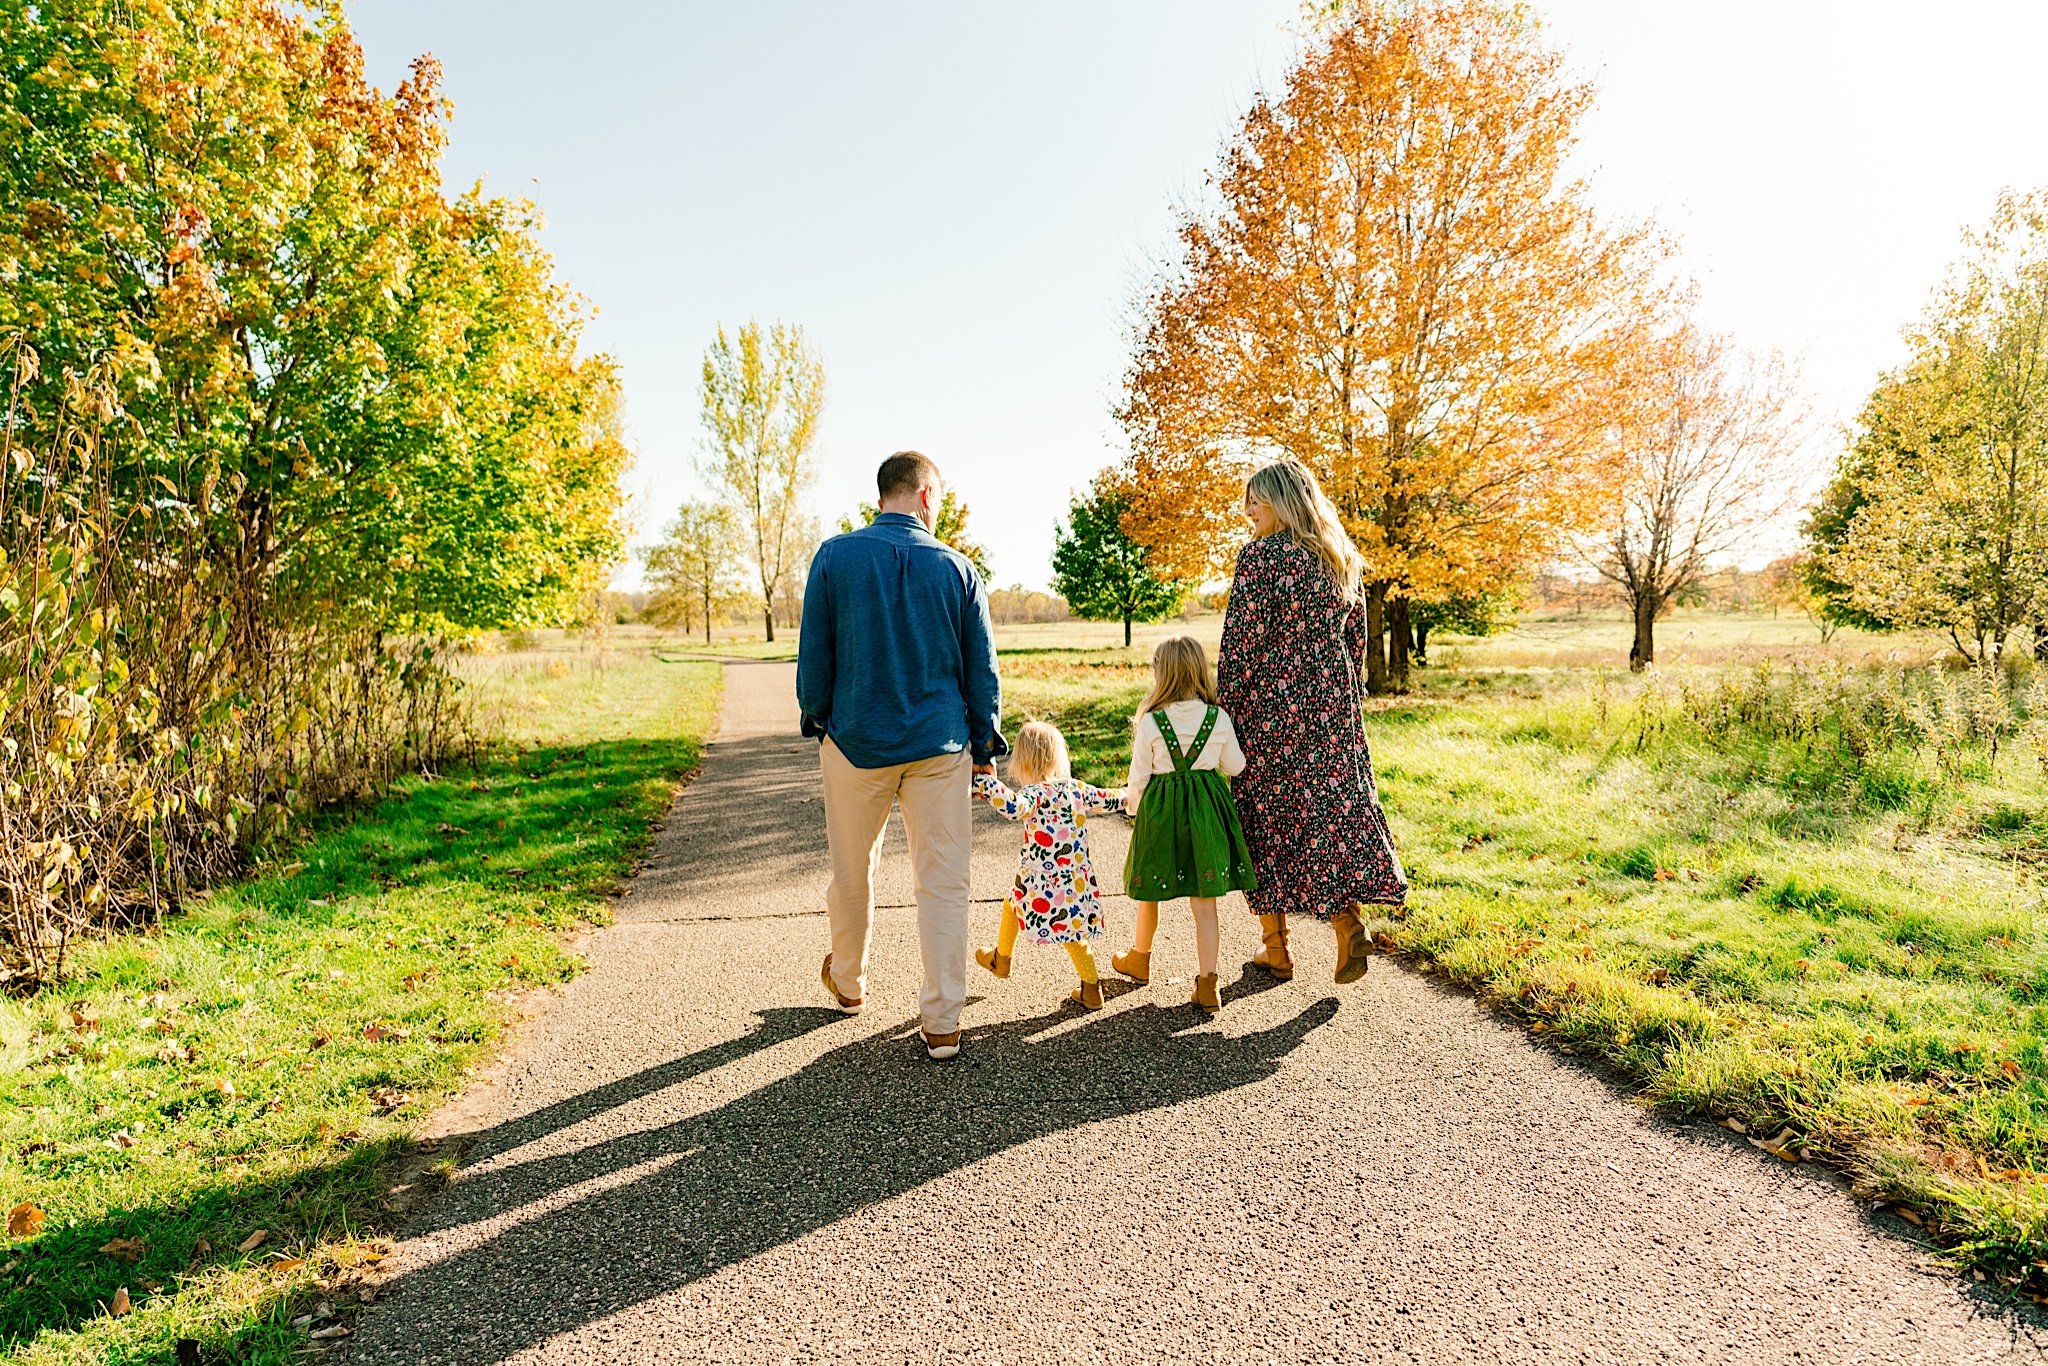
[0,647,721,1364]
[1009,653,2048,1298]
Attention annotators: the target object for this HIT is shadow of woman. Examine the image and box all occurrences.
[343,993,1339,1364]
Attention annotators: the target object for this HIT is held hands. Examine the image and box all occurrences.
[972,763,996,776]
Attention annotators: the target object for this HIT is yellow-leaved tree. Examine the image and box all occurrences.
[1118,0,1665,692]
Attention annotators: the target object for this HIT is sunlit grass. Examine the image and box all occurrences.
[0,646,721,1364]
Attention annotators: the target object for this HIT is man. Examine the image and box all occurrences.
[797,451,1006,1060]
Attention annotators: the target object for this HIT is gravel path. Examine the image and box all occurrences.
[341,661,2048,1365]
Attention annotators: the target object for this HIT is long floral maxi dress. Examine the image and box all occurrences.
[973,774,1125,943]
[1216,533,1407,918]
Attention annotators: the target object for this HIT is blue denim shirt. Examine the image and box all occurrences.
[796,512,1008,769]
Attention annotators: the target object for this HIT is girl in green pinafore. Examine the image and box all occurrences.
[1114,636,1256,1016]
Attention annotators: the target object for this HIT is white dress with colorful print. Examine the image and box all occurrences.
[973,774,1123,944]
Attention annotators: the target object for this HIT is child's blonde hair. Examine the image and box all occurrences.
[1136,636,1218,718]
[1008,720,1072,785]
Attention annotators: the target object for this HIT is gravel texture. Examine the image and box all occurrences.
[340,662,2048,1365]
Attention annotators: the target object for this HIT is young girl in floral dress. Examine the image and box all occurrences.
[1113,636,1257,1017]
[973,721,1127,1009]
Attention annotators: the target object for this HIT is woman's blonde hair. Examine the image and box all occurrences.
[1008,720,1071,785]
[1136,635,1218,719]
[1246,458,1365,602]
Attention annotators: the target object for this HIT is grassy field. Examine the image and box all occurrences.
[1003,631,2048,1299]
[0,640,721,1364]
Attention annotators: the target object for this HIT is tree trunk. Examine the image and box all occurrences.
[702,585,713,643]
[1413,619,1431,667]
[1387,595,1412,694]
[1365,581,1389,695]
[1629,594,1656,672]
[763,606,775,643]
[1123,613,1132,648]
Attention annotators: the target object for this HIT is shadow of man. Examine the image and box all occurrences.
[344,991,1339,1364]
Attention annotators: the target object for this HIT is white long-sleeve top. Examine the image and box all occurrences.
[1124,699,1247,814]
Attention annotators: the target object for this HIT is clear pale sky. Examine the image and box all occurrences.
[346,1,2048,590]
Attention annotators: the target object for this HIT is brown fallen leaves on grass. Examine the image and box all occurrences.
[99,1236,146,1262]
[8,1201,45,1237]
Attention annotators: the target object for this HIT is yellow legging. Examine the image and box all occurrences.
[997,905,1098,983]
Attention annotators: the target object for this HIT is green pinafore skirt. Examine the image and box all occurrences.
[1124,705,1257,901]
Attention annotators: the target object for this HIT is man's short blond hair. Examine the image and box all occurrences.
[878,450,943,501]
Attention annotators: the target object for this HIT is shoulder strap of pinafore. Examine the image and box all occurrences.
[1151,709,1192,774]
[1185,705,1220,764]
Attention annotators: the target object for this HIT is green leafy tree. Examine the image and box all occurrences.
[837,490,993,580]
[698,321,825,641]
[0,0,629,949]
[1820,190,2048,664]
[644,501,746,641]
[1410,589,1517,666]
[1051,480,1189,647]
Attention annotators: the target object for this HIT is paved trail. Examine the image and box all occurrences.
[343,662,2047,1365]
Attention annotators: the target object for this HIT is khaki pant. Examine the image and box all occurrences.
[819,739,973,1035]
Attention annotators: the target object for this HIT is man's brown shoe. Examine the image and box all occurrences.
[922,1029,961,1061]
[821,953,863,1015]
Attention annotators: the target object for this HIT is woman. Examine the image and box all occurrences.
[1216,459,1406,983]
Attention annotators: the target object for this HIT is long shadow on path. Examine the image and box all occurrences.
[345,986,1335,1364]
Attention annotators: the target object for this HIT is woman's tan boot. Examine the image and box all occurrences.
[1191,973,1221,1016]
[1331,907,1370,985]
[1250,913,1294,981]
[974,947,1012,979]
[1068,980,1105,1010]
[1111,948,1151,984]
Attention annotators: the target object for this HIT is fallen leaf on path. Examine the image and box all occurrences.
[1720,1117,1748,1134]
[108,1287,130,1317]
[1894,1206,1924,1227]
[99,1237,145,1262]
[308,1325,351,1341]
[236,1230,267,1253]
[7,1203,44,1238]
[268,1256,304,1275]
[1748,1127,1802,1161]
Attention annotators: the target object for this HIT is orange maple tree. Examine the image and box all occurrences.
[1118,0,1666,691]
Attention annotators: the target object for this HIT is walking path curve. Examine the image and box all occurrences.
[341,661,2047,1364]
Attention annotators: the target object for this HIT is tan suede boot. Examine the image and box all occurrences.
[1250,913,1294,981]
[974,947,1012,979]
[1191,973,1221,1016]
[1111,948,1151,984]
[1332,907,1370,985]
